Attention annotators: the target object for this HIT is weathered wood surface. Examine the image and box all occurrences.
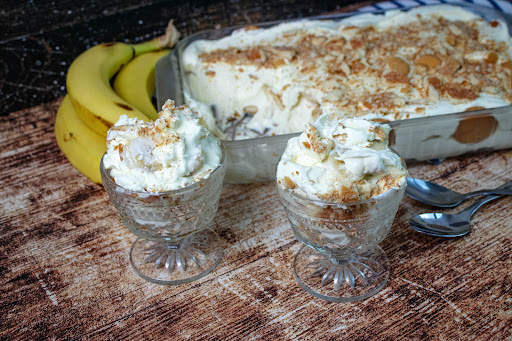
[1,98,511,340]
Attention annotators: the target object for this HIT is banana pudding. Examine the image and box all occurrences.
[103,100,222,192]
[275,116,407,300]
[100,101,226,285]
[182,5,512,140]
[276,116,407,203]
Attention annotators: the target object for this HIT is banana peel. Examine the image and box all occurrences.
[55,95,106,184]
[66,20,179,135]
[113,49,170,120]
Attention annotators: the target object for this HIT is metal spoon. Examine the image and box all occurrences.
[406,178,512,207]
[409,194,503,237]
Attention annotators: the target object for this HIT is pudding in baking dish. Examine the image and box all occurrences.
[182,5,512,140]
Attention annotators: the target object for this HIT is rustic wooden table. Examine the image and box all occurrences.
[1,100,512,340]
[1,1,512,340]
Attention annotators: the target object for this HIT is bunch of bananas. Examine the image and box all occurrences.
[55,21,179,183]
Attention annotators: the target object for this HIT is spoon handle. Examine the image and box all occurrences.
[467,180,512,198]
[459,180,512,220]
[458,195,502,221]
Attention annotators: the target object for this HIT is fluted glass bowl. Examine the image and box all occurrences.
[277,182,406,302]
[100,151,225,285]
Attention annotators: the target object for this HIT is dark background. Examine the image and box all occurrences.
[0,0,376,115]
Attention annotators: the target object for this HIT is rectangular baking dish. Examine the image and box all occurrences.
[156,3,512,184]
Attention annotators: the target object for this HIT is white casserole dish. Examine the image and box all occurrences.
[156,3,512,183]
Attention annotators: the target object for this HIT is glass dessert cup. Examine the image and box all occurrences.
[100,154,225,285]
[277,185,406,302]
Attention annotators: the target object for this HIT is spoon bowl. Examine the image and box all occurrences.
[409,194,502,237]
[406,178,512,207]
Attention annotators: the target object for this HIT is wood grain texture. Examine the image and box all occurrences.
[1,98,511,340]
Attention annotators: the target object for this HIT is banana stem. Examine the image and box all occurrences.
[133,19,180,55]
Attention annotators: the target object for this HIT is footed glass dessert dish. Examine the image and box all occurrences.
[100,155,225,285]
[277,185,406,302]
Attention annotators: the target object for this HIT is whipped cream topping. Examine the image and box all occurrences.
[276,116,407,202]
[103,100,222,192]
[182,5,512,140]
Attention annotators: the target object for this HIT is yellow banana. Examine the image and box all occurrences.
[66,20,179,136]
[55,95,106,184]
[113,49,170,120]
